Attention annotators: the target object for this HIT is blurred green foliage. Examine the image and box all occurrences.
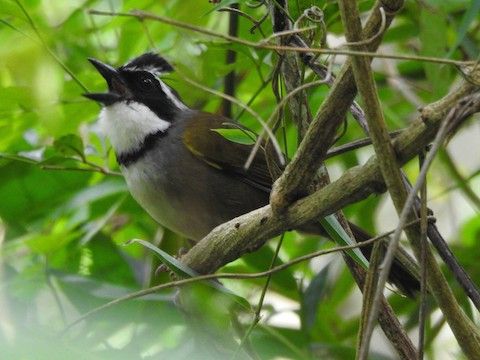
[0,0,479,359]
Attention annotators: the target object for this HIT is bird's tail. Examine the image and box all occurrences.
[302,221,420,297]
[348,222,420,297]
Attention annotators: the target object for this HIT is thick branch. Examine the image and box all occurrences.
[346,256,417,359]
[271,0,416,359]
[337,0,420,357]
[181,77,479,274]
[270,2,416,356]
[180,83,480,360]
[270,0,404,211]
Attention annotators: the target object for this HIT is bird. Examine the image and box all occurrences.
[84,52,419,295]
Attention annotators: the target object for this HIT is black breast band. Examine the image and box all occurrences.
[116,129,167,167]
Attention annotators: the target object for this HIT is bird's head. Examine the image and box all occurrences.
[84,52,187,154]
[84,52,186,119]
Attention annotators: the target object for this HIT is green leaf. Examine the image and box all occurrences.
[128,238,198,278]
[302,265,330,330]
[419,4,452,98]
[60,179,127,211]
[78,195,126,246]
[447,0,480,57]
[127,239,252,311]
[57,271,171,302]
[24,224,80,254]
[0,86,34,113]
[460,214,480,247]
[0,152,37,164]
[53,134,84,158]
[319,215,369,270]
[211,127,256,145]
[0,161,91,233]
[240,244,299,299]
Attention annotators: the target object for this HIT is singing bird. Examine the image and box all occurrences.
[84,52,419,295]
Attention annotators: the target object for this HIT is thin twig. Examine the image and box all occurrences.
[251,12,270,34]
[39,164,121,176]
[245,0,266,9]
[440,149,480,210]
[176,72,285,166]
[86,11,108,53]
[418,151,428,359]
[336,1,422,357]
[269,0,404,213]
[45,262,67,326]
[218,7,266,37]
[179,61,480,283]
[234,71,275,121]
[428,168,480,200]
[14,0,89,92]
[325,130,403,158]
[383,59,423,108]
[356,241,385,359]
[258,25,317,45]
[362,95,480,357]
[139,19,156,48]
[0,153,121,176]
[233,234,285,359]
[426,223,480,311]
[269,0,313,140]
[63,221,426,333]
[340,7,386,48]
[244,78,331,170]
[86,9,473,67]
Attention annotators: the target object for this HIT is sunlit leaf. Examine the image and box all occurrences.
[53,134,84,158]
[0,0,477,356]
[127,238,252,311]
[211,127,256,145]
[319,215,369,270]
[448,0,480,56]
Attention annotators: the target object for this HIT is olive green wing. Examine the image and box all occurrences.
[182,112,277,193]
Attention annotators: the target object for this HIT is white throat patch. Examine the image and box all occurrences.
[99,101,171,154]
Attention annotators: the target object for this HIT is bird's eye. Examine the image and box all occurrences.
[140,77,154,89]
[140,76,155,91]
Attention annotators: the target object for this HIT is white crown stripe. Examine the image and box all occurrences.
[159,80,188,111]
[122,53,174,74]
[122,66,163,76]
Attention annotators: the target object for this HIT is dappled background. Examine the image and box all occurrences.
[0,0,479,359]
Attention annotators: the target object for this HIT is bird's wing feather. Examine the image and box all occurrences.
[182,112,276,193]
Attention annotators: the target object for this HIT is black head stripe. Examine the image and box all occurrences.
[120,52,174,74]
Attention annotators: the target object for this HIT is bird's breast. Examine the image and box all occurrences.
[120,141,269,241]
[120,157,203,240]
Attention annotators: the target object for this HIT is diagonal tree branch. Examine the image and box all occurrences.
[269,0,404,212]
[336,1,423,358]
[180,74,479,276]
[179,78,479,358]
[88,9,472,67]
[268,4,418,354]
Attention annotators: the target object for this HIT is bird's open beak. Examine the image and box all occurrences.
[83,58,131,105]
